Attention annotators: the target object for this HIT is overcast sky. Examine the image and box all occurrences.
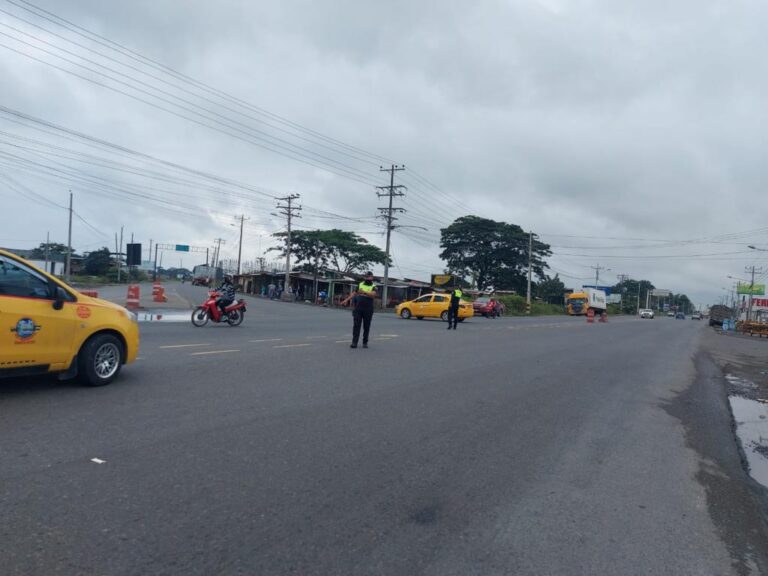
[2,0,767,306]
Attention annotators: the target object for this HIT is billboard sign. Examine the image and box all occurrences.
[737,282,765,296]
[431,274,457,289]
[582,285,612,295]
[651,289,671,297]
[751,297,768,309]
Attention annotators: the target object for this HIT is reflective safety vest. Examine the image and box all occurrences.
[358,281,375,294]
[453,289,463,298]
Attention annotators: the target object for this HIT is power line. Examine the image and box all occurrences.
[4,0,395,165]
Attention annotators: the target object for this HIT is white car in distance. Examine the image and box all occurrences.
[639,309,655,319]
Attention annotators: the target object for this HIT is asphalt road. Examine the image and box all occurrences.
[2,287,767,575]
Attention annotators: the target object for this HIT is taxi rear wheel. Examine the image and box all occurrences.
[440,311,449,322]
[79,334,123,386]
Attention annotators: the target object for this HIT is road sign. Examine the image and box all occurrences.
[651,289,671,297]
[175,244,190,252]
[126,243,142,266]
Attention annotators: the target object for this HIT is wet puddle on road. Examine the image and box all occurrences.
[727,376,768,488]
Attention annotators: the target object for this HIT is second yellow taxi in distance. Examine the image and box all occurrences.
[395,293,473,322]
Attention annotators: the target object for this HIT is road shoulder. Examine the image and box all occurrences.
[664,338,768,574]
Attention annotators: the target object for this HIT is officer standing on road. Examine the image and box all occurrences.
[341,271,377,348]
[447,286,463,330]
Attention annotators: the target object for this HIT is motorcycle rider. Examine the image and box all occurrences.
[215,274,236,318]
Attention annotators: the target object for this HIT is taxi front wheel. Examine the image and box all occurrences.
[78,334,123,386]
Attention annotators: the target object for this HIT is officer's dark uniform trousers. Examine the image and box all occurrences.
[353,308,373,345]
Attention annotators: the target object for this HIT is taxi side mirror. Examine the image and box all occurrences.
[53,286,67,311]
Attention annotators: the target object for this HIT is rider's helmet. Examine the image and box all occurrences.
[224,274,233,283]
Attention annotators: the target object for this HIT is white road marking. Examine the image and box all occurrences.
[305,336,328,340]
[90,458,106,464]
[249,338,283,343]
[335,340,350,344]
[159,343,210,349]
[273,343,312,349]
[190,349,240,356]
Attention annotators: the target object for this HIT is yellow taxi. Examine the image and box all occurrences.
[395,292,473,322]
[0,249,139,386]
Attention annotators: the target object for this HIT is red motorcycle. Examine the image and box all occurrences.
[191,291,247,327]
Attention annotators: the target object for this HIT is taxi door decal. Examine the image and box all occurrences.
[10,318,42,340]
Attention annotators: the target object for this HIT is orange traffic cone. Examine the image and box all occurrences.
[126,285,141,309]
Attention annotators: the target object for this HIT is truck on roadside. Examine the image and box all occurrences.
[565,288,607,316]
[708,304,733,327]
[191,264,223,287]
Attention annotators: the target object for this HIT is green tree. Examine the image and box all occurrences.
[439,216,551,292]
[611,278,655,314]
[31,242,70,259]
[83,247,112,276]
[536,274,566,304]
[671,293,695,314]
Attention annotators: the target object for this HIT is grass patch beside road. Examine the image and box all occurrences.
[496,295,566,316]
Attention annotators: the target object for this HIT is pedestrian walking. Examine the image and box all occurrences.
[341,271,377,348]
[447,287,462,330]
[267,282,276,299]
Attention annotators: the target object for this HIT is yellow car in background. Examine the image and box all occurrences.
[395,293,473,322]
[0,249,139,386]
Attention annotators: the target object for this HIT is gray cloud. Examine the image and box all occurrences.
[1,0,767,303]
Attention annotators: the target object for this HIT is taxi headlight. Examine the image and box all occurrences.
[121,307,138,323]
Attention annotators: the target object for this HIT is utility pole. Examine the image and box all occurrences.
[276,194,301,301]
[526,231,533,315]
[745,265,763,322]
[66,191,73,282]
[256,257,266,272]
[117,225,123,283]
[590,263,608,285]
[115,233,119,280]
[377,164,406,309]
[153,243,159,281]
[44,231,50,274]
[236,214,249,276]
[636,281,642,315]
[212,237,226,272]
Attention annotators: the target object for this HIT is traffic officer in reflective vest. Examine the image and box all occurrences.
[341,271,378,348]
[447,287,463,330]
